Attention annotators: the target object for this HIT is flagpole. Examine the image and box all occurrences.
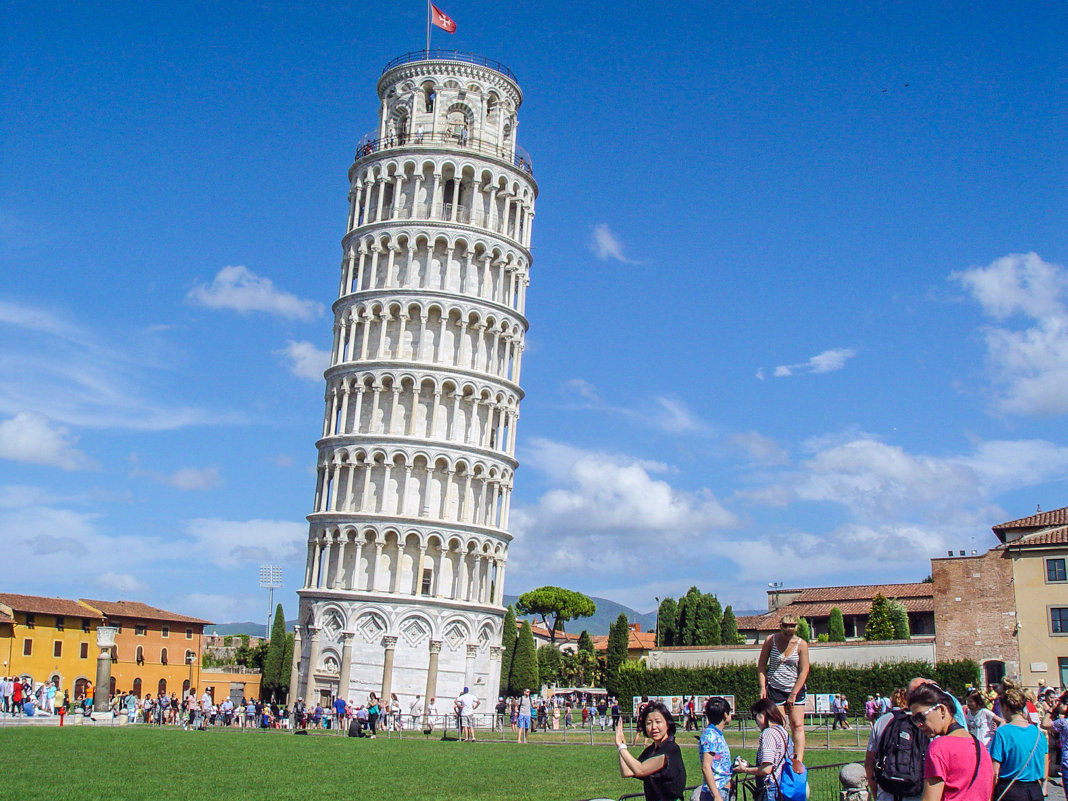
[425,0,431,58]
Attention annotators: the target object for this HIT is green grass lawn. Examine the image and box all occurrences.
[0,727,861,801]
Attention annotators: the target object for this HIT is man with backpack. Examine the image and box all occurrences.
[866,688,930,801]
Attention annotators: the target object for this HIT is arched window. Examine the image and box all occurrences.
[185,649,196,664]
[423,84,435,113]
[74,677,89,698]
[158,678,167,695]
[135,645,144,665]
[160,648,168,665]
[182,679,190,695]
[132,677,142,697]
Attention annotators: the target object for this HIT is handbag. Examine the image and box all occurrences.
[769,726,808,801]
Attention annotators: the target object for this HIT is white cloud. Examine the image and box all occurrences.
[742,433,1068,525]
[187,265,323,321]
[0,298,245,430]
[0,412,95,469]
[730,431,790,466]
[953,253,1068,416]
[589,224,638,264]
[162,467,223,491]
[97,571,149,594]
[510,439,736,578]
[651,396,712,435]
[182,518,306,568]
[773,347,858,378]
[562,378,601,403]
[276,340,330,381]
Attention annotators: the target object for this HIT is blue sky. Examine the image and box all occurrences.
[2,0,1067,624]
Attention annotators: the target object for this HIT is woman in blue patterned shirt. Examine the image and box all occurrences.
[699,697,734,801]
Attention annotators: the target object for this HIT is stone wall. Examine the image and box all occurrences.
[931,550,1019,679]
[647,638,936,669]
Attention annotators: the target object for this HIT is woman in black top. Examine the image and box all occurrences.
[615,701,687,801]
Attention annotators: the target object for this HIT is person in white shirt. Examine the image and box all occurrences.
[456,687,480,742]
[966,691,1004,747]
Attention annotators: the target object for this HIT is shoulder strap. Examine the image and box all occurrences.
[966,733,981,790]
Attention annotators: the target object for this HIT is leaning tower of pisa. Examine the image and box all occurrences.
[291,51,536,711]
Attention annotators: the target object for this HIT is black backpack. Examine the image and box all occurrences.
[874,710,930,799]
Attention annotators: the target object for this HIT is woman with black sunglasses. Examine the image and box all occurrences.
[907,683,993,801]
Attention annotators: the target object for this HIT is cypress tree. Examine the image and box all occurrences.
[500,605,518,694]
[577,630,596,687]
[280,632,294,702]
[605,613,630,696]
[677,587,702,646]
[657,597,678,646]
[261,604,287,700]
[720,605,743,645]
[827,607,846,642]
[509,619,539,692]
[695,594,722,645]
[538,644,562,686]
[577,630,594,655]
[865,594,896,640]
[796,616,811,642]
[889,600,911,640]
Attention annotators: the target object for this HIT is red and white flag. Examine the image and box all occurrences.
[431,4,456,33]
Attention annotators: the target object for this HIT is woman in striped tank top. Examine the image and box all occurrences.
[758,614,810,771]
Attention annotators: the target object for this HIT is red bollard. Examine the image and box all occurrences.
[58,707,66,727]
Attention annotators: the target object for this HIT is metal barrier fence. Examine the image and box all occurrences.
[576,762,859,801]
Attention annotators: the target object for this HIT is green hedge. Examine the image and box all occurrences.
[613,659,979,714]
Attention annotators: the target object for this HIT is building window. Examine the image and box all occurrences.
[135,624,147,636]
[160,648,168,665]
[421,568,433,596]
[53,641,62,657]
[25,613,35,629]
[80,642,89,659]
[1048,558,1067,583]
[136,646,144,665]
[82,618,91,633]
[55,616,65,631]
[1052,607,1068,634]
[23,639,32,656]
[185,628,193,639]
[161,625,169,638]
[185,649,196,663]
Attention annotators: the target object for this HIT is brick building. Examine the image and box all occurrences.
[931,549,1018,686]
[737,583,935,643]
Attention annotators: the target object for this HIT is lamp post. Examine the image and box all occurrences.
[186,652,194,698]
[654,597,660,648]
[259,564,283,641]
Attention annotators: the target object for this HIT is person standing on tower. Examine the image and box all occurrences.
[757,615,809,771]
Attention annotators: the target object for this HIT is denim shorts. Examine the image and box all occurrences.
[518,713,531,729]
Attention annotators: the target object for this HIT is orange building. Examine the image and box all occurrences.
[79,599,211,700]
[0,593,104,697]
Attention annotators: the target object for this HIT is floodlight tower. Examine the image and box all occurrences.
[294,51,536,709]
[260,564,283,641]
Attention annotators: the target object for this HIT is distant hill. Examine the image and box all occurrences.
[210,599,759,639]
[503,594,655,637]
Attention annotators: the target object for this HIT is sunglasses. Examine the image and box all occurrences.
[910,704,942,726]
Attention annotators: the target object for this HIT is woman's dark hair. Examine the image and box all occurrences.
[749,698,786,726]
[638,700,677,737]
[906,682,956,712]
[704,696,732,726]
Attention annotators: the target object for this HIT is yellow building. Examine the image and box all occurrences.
[994,507,1068,689]
[79,599,211,700]
[0,593,104,697]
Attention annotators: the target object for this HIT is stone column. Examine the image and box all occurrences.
[337,632,354,701]
[464,643,478,691]
[288,626,302,703]
[303,627,321,703]
[380,635,399,702]
[423,639,442,725]
[489,645,503,704]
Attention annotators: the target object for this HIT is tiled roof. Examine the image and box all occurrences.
[738,598,934,632]
[80,599,212,625]
[591,630,656,652]
[997,525,1068,549]
[0,609,13,624]
[993,506,1068,534]
[785,583,932,603]
[0,593,102,618]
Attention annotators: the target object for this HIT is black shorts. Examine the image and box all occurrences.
[994,779,1042,801]
[767,685,807,706]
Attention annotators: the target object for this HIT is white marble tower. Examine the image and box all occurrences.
[292,51,535,712]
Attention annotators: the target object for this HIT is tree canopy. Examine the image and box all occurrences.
[509,619,539,692]
[515,586,596,644]
[865,594,896,640]
[827,607,846,642]
[500,605,518,695]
